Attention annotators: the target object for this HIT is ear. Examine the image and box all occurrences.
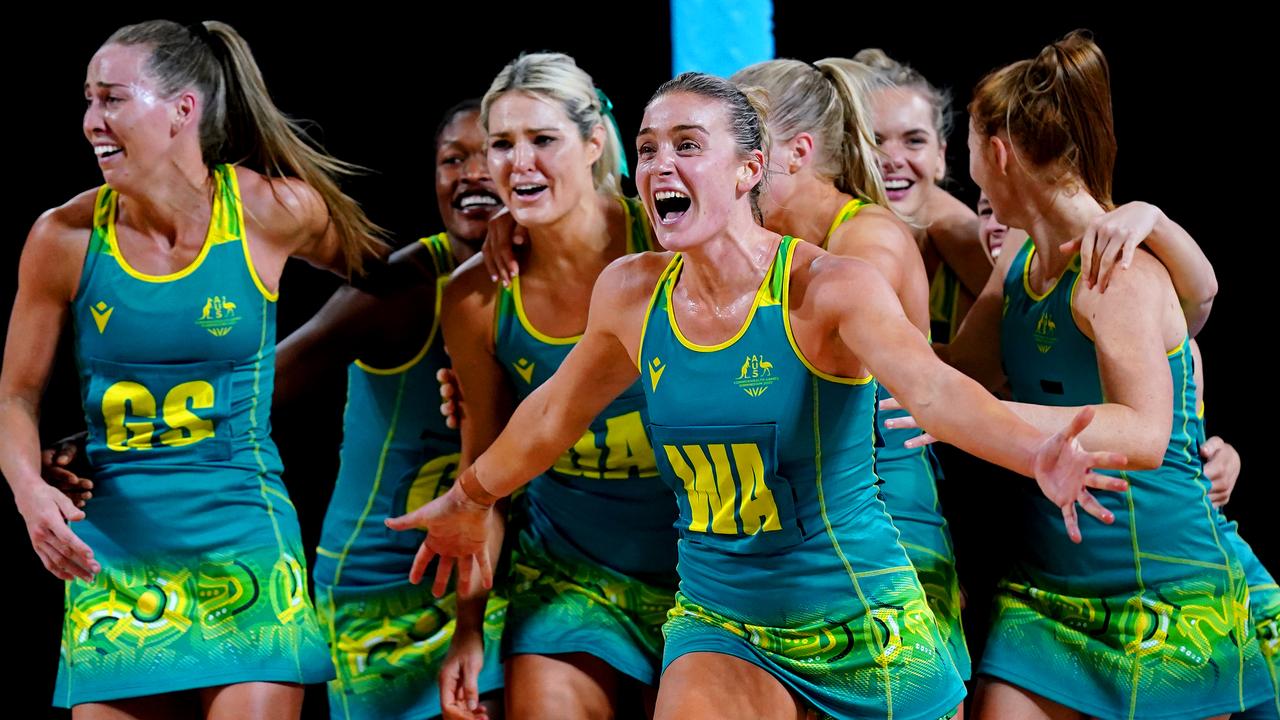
[172,90,198,137]
[787,133,816,174]
[737,148,765,196]
[989,134,1010,176]
[584,123,606,168]
[934,138,947,182]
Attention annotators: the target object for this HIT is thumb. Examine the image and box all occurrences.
[384,508,423,531]
[1059,238,1082,254]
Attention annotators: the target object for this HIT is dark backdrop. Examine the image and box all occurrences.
[3,5,1271,717]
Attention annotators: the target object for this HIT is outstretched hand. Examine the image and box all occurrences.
[385,483,494,597]
[1033,406,1129,543]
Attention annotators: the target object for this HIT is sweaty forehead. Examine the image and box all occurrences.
[486,91,573,132]
[86,43,153,86]
[641,91,729,135]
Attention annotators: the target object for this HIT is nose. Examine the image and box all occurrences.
[83,100,104,141]
[512,140,535,171]
[463,151,489,182]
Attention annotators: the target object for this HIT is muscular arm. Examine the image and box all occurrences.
[1004,253,1177,469]
[927,189,991,295]
[0,196,101,580]
[825,206,930,335]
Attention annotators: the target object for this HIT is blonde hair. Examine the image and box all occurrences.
[732,58,889,208]
[106,20,385,275]
[480,52,622,194]
[854,48,953,142]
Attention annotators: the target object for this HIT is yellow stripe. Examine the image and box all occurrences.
[512,274,581,345]
[322,587,354,720]
[636,255,680,371]
[779,238,872,385]
[228,166,279,301]
[104,181,217,283]
[354,275,448,375]
[332,373,408,586]
[1020,242,1071,302]
[264,485,296,510]
[899,541,949,564]
[822,198,864,249]
[810,376,892,715]
[853,565,915,578]
[1135,552,1227,571]
[315,547,342,559]
[1124,473,1143,720]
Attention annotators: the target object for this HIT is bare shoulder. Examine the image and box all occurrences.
[1078,248,1173,306]
[22,189,100,297]
[827,204,916,256]
[596,251,674,307]
[791,241,886,299]
[442,252,499,313]
[235,166,329,241]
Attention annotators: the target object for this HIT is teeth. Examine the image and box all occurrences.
[884,179,910,190]
[514,184,543,192]
[94,145,121,157]
[459,195,498,208]
[655,190,689,201]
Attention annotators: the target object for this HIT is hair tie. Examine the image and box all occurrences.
[595,88,629,178]
[187,22,214,46]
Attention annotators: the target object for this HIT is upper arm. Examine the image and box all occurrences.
[1077,255,1177,441]
[825,208,930,334]
[939,245,1014,389]
[927,192,990,295]
[1,202,90,407]
[441,260,516,467]
[240,172,357,287]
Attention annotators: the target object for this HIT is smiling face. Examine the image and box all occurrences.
[976,192,1008,260]
[435,108,502,244]
[484,91,602,230]
[635,90,761,251]
[83,43,189,188]
[870,86,946,219]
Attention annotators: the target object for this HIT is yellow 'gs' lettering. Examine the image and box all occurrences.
[102,379,217,451]
[158,381,216,447]
[666,443,783,536]
[553,410,656,479]
[103,381,157,451]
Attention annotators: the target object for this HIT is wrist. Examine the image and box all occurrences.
[456,465,499,508]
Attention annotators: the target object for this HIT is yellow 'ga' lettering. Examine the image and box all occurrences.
[405,452,461,513]
[554,410,656,479]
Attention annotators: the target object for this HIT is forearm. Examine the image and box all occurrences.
[0,397,48,501]
[469,385,596,499]
[1005,401,1165,469]
[902,367,1041,477]
[1145,210,1216,335]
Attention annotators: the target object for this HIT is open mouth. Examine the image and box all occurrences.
[453,189,501,214]
[884,177,914,200]
[653,190,691,224]
[512,183,547,200]
[94,144,123,160]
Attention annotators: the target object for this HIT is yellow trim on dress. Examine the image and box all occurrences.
[636,254,679,372]
[1021,242,1073,303]
[105,186,217,284]
[821,198,866,250]
[779,238,873,385]
[663,242,779,353]
[229,166,279,302]
[512,274,582,345]
[355,235,453,374]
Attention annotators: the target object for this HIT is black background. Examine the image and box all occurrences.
[3,4,1272,717]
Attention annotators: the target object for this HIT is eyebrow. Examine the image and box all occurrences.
[84,81,127,91]
[637,123,709,135]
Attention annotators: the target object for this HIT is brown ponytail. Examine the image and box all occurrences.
[968,30,1116,208]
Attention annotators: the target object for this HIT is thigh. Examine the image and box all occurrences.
[506,652,620,720]
[73,692,200,720]
[973,677,1084,720]
[654,652,808,720]
[198,682,303,720]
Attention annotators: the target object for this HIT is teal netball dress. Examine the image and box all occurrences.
[493,196,678,685]
[55,165,331,706]
[982,238,1271,719]
[826,199,969,679]
[640,235,964,720]
[313,233,505,720]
